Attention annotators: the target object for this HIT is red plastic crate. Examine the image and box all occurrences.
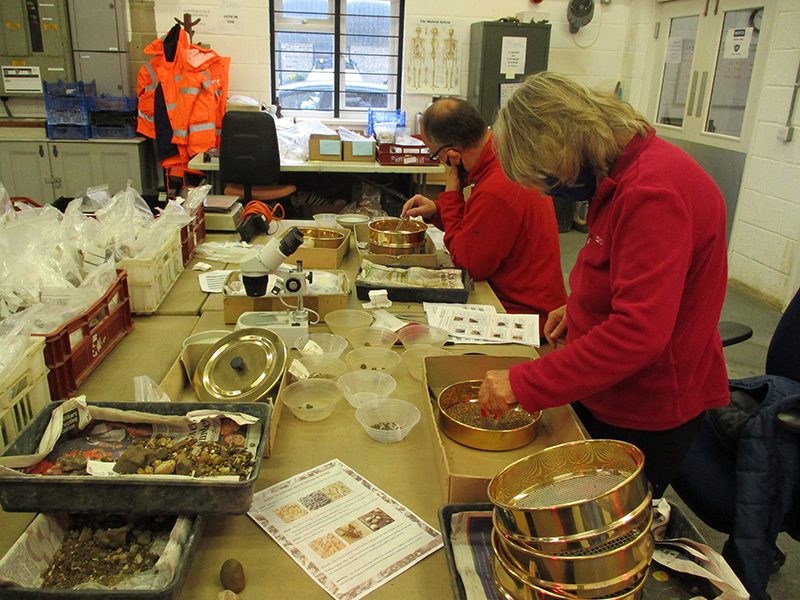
[376,134,440,166]
[181,203,206,266]
[36,269,134,400]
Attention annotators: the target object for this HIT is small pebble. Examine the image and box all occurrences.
[217,591,240,600]
[220,558,246,593]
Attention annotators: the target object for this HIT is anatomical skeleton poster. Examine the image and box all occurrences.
[404,18,466,95]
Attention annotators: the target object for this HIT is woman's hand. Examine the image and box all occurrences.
[401,194,437,220]
[544,304,568,349]
[479,370,517,418]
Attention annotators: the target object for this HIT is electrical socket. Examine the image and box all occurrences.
[777,126,794,142]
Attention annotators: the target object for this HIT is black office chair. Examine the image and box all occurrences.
[219,111,296,206]
[672,290,800,600]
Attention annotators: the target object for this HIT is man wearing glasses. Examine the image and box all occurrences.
[401,98,566,334]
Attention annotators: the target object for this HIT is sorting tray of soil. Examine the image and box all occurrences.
[0,514,204,600]
[0,399,271,515]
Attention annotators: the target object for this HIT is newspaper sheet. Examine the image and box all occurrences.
[248,459,442,600]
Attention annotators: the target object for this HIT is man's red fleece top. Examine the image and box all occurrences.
[431,137,567,327]
[509,131,730,430]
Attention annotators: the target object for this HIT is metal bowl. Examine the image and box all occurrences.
[488,440,649,540]
[493,491,653,554]
[437,380,541,451]
[368,218,427,246]
[490,551,647,600]
[492,514,653,596]
[296,227,346,249]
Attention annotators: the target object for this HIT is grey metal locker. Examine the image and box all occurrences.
[467,21,551,127]
[73,51,130,95]
[68,0,127,52]
[67,0,131,95]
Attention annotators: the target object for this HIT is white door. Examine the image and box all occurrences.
[645,1,772,237]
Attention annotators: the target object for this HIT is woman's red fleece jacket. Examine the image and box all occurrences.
[509,131,730,430]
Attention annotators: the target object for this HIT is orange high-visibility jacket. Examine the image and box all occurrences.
[137,25,230,170]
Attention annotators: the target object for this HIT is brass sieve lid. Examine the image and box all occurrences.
[192,328,287,403]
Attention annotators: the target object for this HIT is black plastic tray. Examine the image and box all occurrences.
[356,266,473,304]
[438,502,720,600]
[0,515,204,600]
[0,401,271,515]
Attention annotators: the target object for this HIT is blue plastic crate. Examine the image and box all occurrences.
[44,94,92,111]
[91,123,137,139]
[367,108,406,136]
[43,79,97,97]
[90,94,138,112]
[46,109,90,126]
[46,124,91,140]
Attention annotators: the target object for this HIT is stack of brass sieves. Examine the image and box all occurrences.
[487,440,654,600]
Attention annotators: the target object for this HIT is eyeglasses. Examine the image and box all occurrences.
[430,144,455,161]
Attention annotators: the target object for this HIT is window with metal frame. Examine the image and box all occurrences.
[270,0,404,117]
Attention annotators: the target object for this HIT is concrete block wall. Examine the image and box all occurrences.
[128,1,159,91]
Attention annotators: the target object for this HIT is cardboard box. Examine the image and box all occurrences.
[424,354,589,503]
[309,134,342,161]
[159,353,283,458]
[222,270,350,324]
[285,227,350,270]
[353,222,438,267]
[342,139,376,163]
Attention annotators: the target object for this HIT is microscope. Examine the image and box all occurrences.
[237,227,313,346]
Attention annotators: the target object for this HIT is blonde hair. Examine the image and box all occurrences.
[493,72,653,192]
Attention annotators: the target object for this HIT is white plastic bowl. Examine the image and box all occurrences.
[281,378,343,421]
[356,398,421,443]
[324,309,373,338]
[336,213,371,230]
[337,370,397,407]
[313,213,339,229]
[294,333,348,359]
[345,347,401,375]
[346,326,399,349]
[401,345,454,381]
[396,324,449,349]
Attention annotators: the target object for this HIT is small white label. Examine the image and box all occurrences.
[301,340,325,355]
[288,359,311,380]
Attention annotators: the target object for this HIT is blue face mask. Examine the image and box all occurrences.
[544,166,597,202]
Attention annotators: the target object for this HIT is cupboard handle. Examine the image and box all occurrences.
[703,0,710,17]
[52,145,58,158]
[38,144,44,157]
[713,0,720,16]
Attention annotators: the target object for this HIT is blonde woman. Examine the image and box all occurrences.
[479,72,729,498]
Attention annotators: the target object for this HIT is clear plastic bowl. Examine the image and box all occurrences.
[356,398,421,443]
[346,326,399,349]
[287,355,347,384]
[324,309,374,338]
[345,347,401,375]
[401,345,454,381]
[396,324,449,349]
[281,378,343,421]
[313,213,339,229]
[294,333,348,359]
[337,370,397,407]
